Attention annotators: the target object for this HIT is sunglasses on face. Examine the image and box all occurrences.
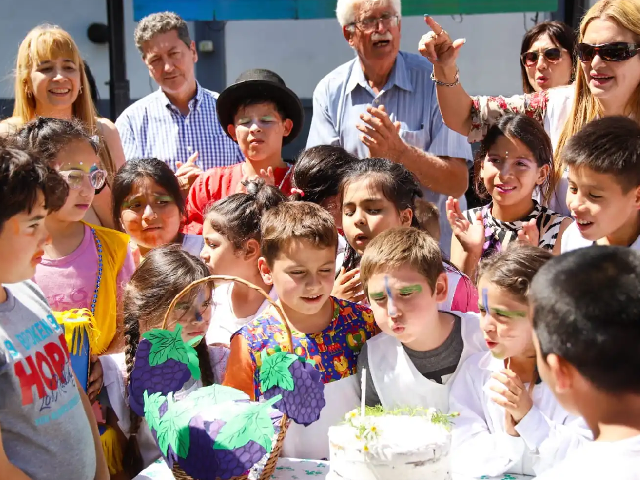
[576,42,640,62]
[521,47,562,66]
[59,168,107,190]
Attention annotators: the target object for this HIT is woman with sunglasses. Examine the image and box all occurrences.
[15,117,135,358]
[419,0,640,217]
[520,21,577,93]
[0,24,126,229]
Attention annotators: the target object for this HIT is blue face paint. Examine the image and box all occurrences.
[385,276,397,317]
[482,288,489,313]
[195,310,204,323]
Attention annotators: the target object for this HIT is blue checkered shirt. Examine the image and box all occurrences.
[116,83,244,171]
[306,51,473,257]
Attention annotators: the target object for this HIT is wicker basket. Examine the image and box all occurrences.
[159,275,294,480]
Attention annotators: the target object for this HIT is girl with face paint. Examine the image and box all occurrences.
[112,158,205,265]
[98,245,228,477]
[448,244,591,478]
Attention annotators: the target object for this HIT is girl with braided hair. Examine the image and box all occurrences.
[99,244,228,478]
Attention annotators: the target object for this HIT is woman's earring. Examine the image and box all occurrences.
[79,85,84,94]
[25,87,32,98]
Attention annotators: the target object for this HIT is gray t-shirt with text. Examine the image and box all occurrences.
[0,281,95,480]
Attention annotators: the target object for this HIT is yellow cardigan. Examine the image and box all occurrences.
[55,223,130,355]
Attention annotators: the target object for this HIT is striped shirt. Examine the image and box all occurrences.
[115,83,244,172]
[306,51,473,257]
[464,201,568,258]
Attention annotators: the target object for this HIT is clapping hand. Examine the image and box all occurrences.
[446,196,484,255]
[490,369,534,436]
[517,218,540,247]
[332,268,365,303]
[357,105,405,160]
[235,167,276,193]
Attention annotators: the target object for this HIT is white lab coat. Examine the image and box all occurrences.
[449,351,592,477]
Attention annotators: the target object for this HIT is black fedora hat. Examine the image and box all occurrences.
[216,69,304,146]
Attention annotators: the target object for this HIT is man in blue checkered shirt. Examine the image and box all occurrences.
[116,12,243,194]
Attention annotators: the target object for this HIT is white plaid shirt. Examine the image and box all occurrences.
[115,83,244,171]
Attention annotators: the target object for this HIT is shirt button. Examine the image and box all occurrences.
[187,146,193,152]
[373,98,379,105]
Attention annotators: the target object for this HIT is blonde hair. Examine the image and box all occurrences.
[13,24,97,134]
[555,0,640,181]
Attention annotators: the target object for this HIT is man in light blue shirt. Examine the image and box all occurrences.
[116,12,243,194]
[307,0,472,256]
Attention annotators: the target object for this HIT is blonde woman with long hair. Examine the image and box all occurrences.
[418,0,640,217]
[1,24,126,228]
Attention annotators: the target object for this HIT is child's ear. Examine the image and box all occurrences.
[537,164,550,185]
[434,272,448,303]
[243,239,261,262]
[282,118,294,138]
[545,353,574,393]
[400,208,413,227]
[258,257,273,285]
[634,184,640,209]
[227,124,238,142]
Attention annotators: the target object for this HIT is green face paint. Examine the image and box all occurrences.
[399,285,422,295]
[491,307,527,319]
[369,292,385,301]
[155,194,174,203]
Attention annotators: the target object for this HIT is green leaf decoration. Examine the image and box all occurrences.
[213,395,282,453]
[155,393,194,458]
[259,350,297,392]
[142,325,201,381]
[143,390,167,432]
[185,384,249,408]
[187,335,203,347]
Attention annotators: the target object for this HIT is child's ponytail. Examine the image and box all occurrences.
[204,178,288,250]
[123,311,144,477]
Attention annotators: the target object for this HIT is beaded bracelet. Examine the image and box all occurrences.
[430,68,460,87]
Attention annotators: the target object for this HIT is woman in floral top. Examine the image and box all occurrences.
[419,0,640,216]
[447,114,572,280]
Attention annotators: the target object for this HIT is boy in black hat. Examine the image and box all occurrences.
[185,69,303,234]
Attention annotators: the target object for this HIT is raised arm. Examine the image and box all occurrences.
[419,17,544,143]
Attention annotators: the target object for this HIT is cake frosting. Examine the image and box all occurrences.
[328,409,452,480]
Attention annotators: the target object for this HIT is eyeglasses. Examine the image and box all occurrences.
[58,168,107,190]
[521,47,563,66]
[576,42,640,62]
[350,14,399,33]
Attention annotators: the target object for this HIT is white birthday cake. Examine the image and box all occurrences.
[327,407,453,480]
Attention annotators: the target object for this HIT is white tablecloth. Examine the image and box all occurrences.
[135,457,534,480]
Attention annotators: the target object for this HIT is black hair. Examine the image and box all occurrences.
[111,158,185,232]
[83,61,100,105]
[478,243,553,303]
[232,98,288,123]
[205,178,287,250]
[339,158,423,271]
[520,20,577,94]
[14,116,100,166]
[475,113,554,202]
[122,245,215,476]
[561,116,640,192]
[0,142,68,232]
[530,246,640,394]
[290,145,357,203]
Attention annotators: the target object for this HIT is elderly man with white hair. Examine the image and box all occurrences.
[307,0,472,255]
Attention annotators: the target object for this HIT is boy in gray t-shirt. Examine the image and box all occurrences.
[0,144,108,479]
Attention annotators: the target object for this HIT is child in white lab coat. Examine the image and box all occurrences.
[530,247,640,480]
[449,244,591,478]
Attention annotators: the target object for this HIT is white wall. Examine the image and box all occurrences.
[0,0,549,102]
[225,12,547,98]
[0,0,160,101]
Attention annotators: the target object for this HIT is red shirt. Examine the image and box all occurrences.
[184,163,293,234]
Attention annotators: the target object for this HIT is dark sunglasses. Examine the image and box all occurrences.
[576,42,640,62]
[521,47,562,66]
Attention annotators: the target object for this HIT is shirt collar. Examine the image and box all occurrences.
[346,51,413,94]
[159,81,203,112]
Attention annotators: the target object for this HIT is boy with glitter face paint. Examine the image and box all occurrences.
[356,227,485,412]
[448,244,590,478]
